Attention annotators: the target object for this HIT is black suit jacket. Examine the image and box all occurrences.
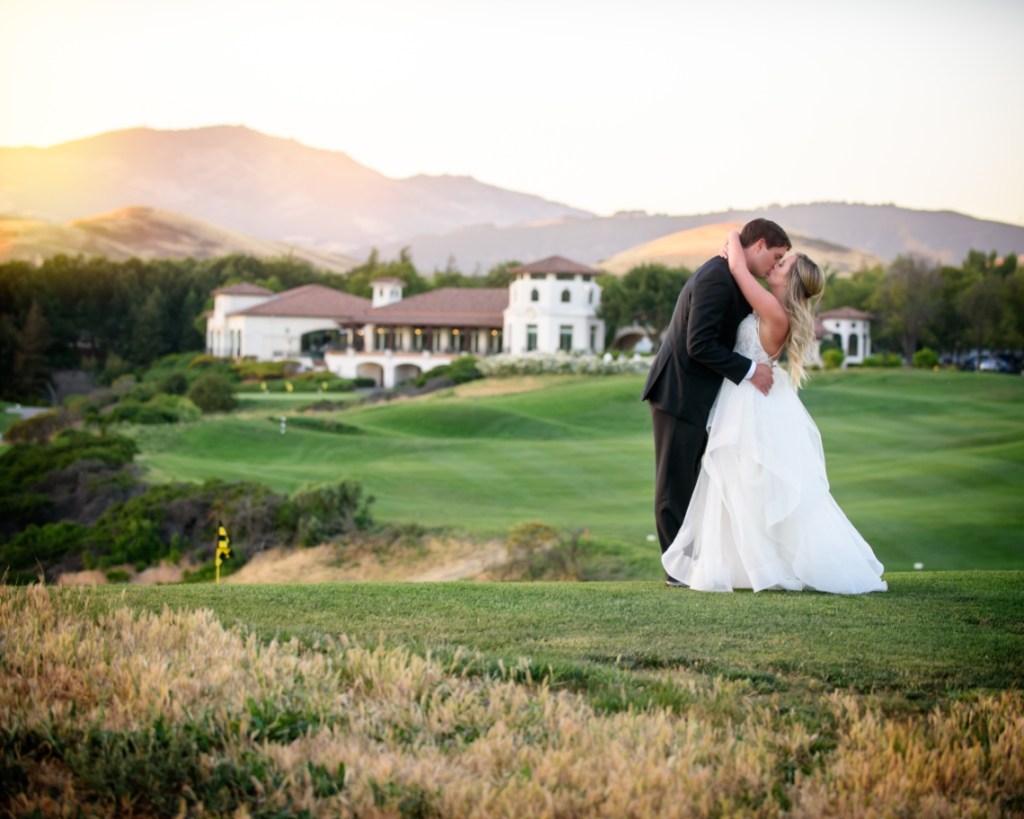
[641,256,753,425]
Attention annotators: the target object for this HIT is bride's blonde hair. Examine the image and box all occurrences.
[781,253,824,388]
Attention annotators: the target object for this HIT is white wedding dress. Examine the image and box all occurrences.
[662,314,887,594]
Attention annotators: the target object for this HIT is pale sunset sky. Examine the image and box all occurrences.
[3,0,1023,225]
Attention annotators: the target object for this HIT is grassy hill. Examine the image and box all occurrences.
[129,369,1024,576]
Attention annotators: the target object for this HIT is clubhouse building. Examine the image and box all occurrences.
[206,256,606,388]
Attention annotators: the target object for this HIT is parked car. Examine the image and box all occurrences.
[960,353,1013,373]
[978,356,1013,373]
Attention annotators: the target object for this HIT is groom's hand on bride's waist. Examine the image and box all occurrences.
[749,362,774,395]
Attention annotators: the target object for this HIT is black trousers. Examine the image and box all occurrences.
[650,405,708,559]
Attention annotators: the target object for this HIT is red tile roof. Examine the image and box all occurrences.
[819,306,875,321]
[236,284,371,320]
[214,282,274,296]
[511,256,602,276]
[367,288,508,327]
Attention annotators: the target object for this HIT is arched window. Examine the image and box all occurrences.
[561,288,571,303]
[531,288,539,302]
[847,333,859,356]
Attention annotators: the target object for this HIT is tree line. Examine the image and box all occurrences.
[3,245,1022,404]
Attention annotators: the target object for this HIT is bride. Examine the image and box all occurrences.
[661,231,887,594]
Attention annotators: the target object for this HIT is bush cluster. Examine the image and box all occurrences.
[0,430,375,584]
[862,352,904,367]
[498,521,585,581]
[912,347,940,368]
[412,355,483,387]
[822,349,845,370]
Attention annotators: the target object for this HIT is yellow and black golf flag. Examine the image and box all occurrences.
[215,521,232,583]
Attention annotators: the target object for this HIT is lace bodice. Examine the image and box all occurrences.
[735,314,772,364]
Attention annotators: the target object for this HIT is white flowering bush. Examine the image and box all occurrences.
[478,352,653,377]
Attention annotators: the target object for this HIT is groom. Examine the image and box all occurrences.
[642,218,791,584]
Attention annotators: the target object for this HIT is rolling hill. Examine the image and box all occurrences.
[0,206,359,272]
[0,126,590,254]
[599,221,885,275]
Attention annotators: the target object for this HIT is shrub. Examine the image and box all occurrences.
[109,395,200,425]
[414,356,483,387]
[186,354,226,370]
[3,410,66,444]
[822,349,844,370]
[87,479,288,570]
[291,479,375,547]
[863,353,903,368]
[0,521,92,577]
[233,359,301,381]
[0,430,140,541]
[156,371,189,395]
[499,521,585,581]
[912,347,940,369]
[0,431,138,486]
[187,373,237,413]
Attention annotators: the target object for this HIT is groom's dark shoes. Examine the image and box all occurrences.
[665,575,687,588]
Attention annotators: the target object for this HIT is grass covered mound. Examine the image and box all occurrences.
[2,582,1022,816]
[134,369,1024,573]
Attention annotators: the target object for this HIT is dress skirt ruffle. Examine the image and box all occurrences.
[662,372,887,594]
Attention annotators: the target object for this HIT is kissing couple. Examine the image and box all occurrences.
[642,219,887,594]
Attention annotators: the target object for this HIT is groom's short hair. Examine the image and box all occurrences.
[740,219,791,250]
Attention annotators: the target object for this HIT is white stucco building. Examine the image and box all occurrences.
[503,256,605,356]
[819,307,875,366]
[205,256,606,388]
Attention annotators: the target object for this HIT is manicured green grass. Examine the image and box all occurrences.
[90,571,1024,707]
[235,390,364,412]
[130,369,1024,574]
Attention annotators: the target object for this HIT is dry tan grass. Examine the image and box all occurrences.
[228,537,507,584]
[57,560,195,586]
[2,584,1021,817]
[450,375,574,399]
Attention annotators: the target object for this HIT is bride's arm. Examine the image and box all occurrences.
[724,231,788,329]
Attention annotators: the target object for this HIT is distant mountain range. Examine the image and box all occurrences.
[0,206,358,272]
[2,126,1022,274]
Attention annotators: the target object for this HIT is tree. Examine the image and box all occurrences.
[597,264,690,351]
[875,255,943,361]
[481,260,522,289]
[957,249,1017,355]
[187,373,237,413]
[819,266,885,313]
[130,289,169,366]
[12,300,53,400]
[959,274,1007,355]
[344,247,430,298]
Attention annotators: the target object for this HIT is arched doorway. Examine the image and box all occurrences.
[394,363,422,386]
[356,362,384,387]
